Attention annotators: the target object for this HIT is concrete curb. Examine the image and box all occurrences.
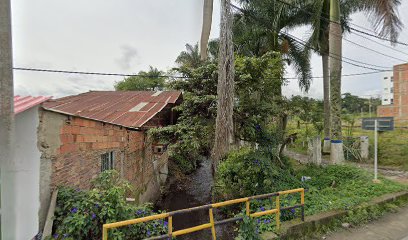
[261,191,408,240]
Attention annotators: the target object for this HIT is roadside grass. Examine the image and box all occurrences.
[295,163,407,216]
[286,119,408,170]
[249,162,407,235]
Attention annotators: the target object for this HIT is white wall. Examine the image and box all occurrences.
[14,106,41,239]
[382,73,394,105]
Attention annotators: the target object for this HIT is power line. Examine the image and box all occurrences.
[342,37,407,62]
[13,67,390,80]
[274,0,408,47]
[13,67,188,79]
[286,32,391,71]
[350,28,408,47]
[230,3,393,71]
[351,31,408,58]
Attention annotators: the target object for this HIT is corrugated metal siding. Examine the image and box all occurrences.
[42,91,182,128]
[14,95,52,114]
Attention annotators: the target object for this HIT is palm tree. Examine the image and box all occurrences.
[307,0,331,153]
[233,0,313,92]
[328,0,403,162]
[176,43,203,68]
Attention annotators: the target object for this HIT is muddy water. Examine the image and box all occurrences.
[157,159,235,240]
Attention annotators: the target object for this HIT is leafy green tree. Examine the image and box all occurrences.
[234,52,284,142]
[233,0,312,92]
[115,66,165,91]
[150,52,285,173]
[175,44,204,69]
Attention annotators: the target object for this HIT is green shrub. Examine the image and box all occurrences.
[52,170,167,240]
[214,147,303,201]
[235,216,262,240]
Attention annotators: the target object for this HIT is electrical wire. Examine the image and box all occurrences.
[274,0,408,47]
[13,67,390,80]
[230,3,393,71]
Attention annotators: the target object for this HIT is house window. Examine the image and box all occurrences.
[384,88,388,91]
[391,99,394,104]
[101,151,115,172]
[384,77,388,79]
[391,76,394,82]
[391,87,394,93]
[384,99,388,102]
[153,145,167,154]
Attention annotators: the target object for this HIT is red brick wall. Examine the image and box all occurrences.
[51,115,162,193]
[378,63,408,121]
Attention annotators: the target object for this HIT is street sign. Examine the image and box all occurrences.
[362,117,394,131]
[361,117,394,183]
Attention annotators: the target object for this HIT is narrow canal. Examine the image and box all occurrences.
[157,158,234,240]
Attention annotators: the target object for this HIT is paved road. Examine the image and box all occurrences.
[326,205,408,240]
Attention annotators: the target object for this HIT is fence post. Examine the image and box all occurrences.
[245,201,250,216]
[275,195,280,229]
[360,136,369,160]
[102,226,108,240]
[308,136,322,165]
[209,208,217,240]
[301,189,305,221]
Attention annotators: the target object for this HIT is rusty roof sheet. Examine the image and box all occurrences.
[42,91,182,128]
[14,95,52,114]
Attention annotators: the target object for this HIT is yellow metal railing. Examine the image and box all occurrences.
[102,188,305,240]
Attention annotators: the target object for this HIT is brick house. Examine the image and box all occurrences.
[38,90,182,230]
[378,63,408,122]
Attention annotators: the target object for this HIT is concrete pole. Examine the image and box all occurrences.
[369,98,372,118]
[374,119,379,182]
[0,0,17,238]
[360,136,369,160]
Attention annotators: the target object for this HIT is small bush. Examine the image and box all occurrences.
[214,147,303,201]
[235,216,262,240]
[52,170,167,240]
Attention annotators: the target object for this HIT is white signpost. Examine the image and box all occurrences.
[362,117,394,183]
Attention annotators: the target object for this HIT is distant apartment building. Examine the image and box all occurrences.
[378,63,408,121]
[381,72,394,105]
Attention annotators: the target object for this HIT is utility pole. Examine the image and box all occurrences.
[0,0,17,238]
[369,97,372,117]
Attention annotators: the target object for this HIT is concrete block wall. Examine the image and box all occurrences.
[38,110,169,230]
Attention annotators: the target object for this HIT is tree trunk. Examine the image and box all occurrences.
[329,0,344,163]
[322,52,331,153]
[200,0,214,60]
[212,0,235,171]
[0,0,17,237]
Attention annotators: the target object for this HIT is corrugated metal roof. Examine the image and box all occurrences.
[42,91,182,128]
[14,95,52,114]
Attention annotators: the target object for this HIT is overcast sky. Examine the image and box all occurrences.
[11,0,408,99]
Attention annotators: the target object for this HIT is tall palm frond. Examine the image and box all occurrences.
[342,0,403,43]
[176,44,203,68]
[282,34,312,91]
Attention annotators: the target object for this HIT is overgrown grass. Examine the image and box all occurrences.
[296,164,407,215]
[286,118,408,170]
[239,161,407,235]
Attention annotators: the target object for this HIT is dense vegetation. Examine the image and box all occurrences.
[214,146,406,235]
[149,51,285,173]
[51,171,167,240]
